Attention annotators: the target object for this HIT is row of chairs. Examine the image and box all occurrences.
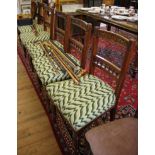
[18,1,136,154]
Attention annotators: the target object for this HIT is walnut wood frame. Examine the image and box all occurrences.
[50,11,69,52]
[31,0,37,19]
[67,17,92,69]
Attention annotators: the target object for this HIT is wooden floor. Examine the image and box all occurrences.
[17,56,62,155]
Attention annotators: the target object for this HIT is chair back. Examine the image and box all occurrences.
[31,0,37,19]
[67,17,92,69]
[90,27,136,106]
[50,11,69,48]
[37,2,45,24]
[43,5,55,31]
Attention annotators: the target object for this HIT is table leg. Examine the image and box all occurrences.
[107,24,111,31]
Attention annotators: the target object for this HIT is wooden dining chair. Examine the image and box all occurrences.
[18,1,44,34]
[45,27,136,154]
[31,15,92,90]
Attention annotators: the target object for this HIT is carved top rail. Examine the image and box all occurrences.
[71,17,91,32]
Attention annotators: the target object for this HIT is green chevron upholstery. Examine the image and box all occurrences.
[52,40,64,49]
[25,43,45,59]
[35,24,44,32]
[25,40,64,59]
[46,74,116,131]
[18,25,32,33]
[20,31,50,45]
[32,54,80,85]
[18,24,44,34]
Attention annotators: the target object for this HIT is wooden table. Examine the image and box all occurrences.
[76,10,138,35]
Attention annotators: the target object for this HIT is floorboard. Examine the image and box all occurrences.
[17,56,62,155]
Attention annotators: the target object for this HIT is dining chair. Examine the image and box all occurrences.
[21,9,67,74]
[85,117,138,155]
[31,15,92,91]
[18,1,44,34]
[45,27,136,154]
[24,5,56,72]
[19,2,54,46]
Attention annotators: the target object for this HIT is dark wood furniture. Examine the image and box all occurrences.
[85,117,138,155]
[75,9,138,78]
[67,17,92,68]
[25,5,55,72]
[90,28,136,119]
[43,4,55,31]
[76,9,138,35]
[31,0,37,19]
[37,2,46,24]
[48,27,136,154]
[50,11,70,51]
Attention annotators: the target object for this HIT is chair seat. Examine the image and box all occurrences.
[46,74,116,131]
[25,40,63,60]
[20,31,50,45]
[32,53,81,85]
[25,42,45,59]
[18,24,44,34]
[85,117,138,155]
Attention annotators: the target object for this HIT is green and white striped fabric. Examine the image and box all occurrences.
[20,31,50,45]
[25,43,45,59]
[18,24,44,34]
[32,53,80,85]
[46,74,116,131]
[25,40,64,60]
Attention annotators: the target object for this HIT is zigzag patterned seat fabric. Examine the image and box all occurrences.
[46,74,116,131]
[20,31,50,45]
[32,54,81,85]
[25,40,64,60]
[25,42,44,59]
[18,24,44,34]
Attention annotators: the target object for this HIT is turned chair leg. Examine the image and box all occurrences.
[72,132,80,155]
[23,46,27,58]
[110,108,116,121]
[51,103,56,123]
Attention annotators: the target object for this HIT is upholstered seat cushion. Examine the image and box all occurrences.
[20,31,50,45]
[32,53,80,85]
[18,24,44,34]
[46,74,116,131]
[25,40,64,59]
[25,42,45,59]
[85,118,138,155]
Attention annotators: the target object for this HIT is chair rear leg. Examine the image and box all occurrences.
[110,108,116,121]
